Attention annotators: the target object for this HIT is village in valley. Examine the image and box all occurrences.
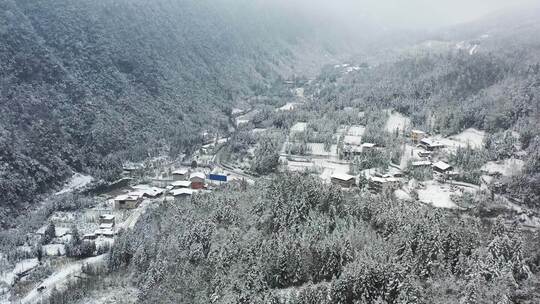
[0,66,538,304]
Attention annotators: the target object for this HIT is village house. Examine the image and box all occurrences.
[171,180,192,189]
[342,145,363,158]
[82,232,98,240]
[113,194,143,210]
[170,188,195,197]
[131,185,164,198]
[368,176,401,193]
[419,138,445,151]
[172,168,189,181]
[417,150,432,158]
[432,161,454,178]
[411,130,427,143]
[331,173,356,188]
[121,163,142,177]
[95,228,115,237]
[99,214,115,225]
[99,222,114,230]
[361,143,376,151]
[190,172,206,189]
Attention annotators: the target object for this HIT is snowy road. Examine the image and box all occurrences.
[21,255,107,304]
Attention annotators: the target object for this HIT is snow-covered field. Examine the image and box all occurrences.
[295,88,305,98]
[313,159,350,183]
[417,181,458,209]
[56,173,93,195]
[430,128,486,152]
[1,259,39,287]
[385,112,410,133]
[347,125,366,136]
[277,102,299,112]
[417,181,477,209]
[449,128,485,149]
[482,159,524,177]
[43,244,66,256]
[344,135,362,146]
[286,158,350,183]
[306,143,338,158]
[290,122,307,133]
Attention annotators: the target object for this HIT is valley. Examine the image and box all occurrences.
[1,1,540,303]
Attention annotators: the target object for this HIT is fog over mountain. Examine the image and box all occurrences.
[1,1,540,304]
[269,0,539,29]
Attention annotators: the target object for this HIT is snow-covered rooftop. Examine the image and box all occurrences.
[331,173,356,181]
[170,188,195,196]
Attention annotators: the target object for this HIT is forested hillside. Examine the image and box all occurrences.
[0,0,357,218]
[109,173,540,303]
[309,16,540,205]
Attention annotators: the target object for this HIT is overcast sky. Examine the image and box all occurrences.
[270,0,539,29]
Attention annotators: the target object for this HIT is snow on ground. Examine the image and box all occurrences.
[347,125,366,136]
[56,173,93,195]
[286,160,315,172]
[313,159,350,183]
[290,122,307,133]
[252,128,267,134]
[399,144,429,170]
[394,189,412,201]
[385,112,410,133]
[285,158,350,183]
[43,244,66,256]
[72,285,139,304]
[295,88,305,98]
[482,159,525,177]
[431,129,486,152]
[236,119,250,126]
[231,108,244,115]
[277,102,299,112]
[306,143,338,158]
[21,255,107,304]
[417,181,459,209]
[469,44,479,55]
[344,135,363,146]
[449,128,485,149]
[417,181,477,209]
[118,199,154,230]
[1,259,39,287]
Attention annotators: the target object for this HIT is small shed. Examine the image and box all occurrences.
[331,173,356,188]
[190,172,206,189]
[368,177,401,193]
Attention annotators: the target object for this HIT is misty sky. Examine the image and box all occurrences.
[362,0,539,27]
[272,0,539,29]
